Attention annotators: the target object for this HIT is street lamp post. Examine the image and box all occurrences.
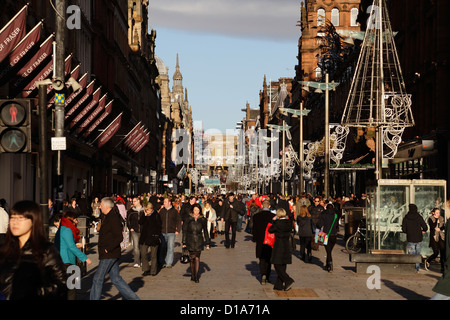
[267,123,291,195]
[299,73,339,199]
[279,104,310,196]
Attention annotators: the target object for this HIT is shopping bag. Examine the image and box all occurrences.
[120,228,130,250]
[263,223,275,248]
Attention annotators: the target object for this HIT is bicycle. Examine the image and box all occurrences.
[345,219,367,254]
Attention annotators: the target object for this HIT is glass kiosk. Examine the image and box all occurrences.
[366,179,447,257]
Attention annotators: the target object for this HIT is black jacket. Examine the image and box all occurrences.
[0,240,67,300]
[318,208,339,236]
[98,206,123,259]
[223,199,242,223]
[127,206,144,233]
[402,204,428,243]
[182,215,210,252]
[308,204,324,228]
[252,208,274,259]
[159,206,182,234]
[139,210,162,246]
[297,215,314,237]
[269,218,293,265]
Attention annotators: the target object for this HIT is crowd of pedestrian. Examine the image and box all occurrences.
[0,192,449,300]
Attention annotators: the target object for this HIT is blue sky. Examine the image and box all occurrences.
[149,0,302,133]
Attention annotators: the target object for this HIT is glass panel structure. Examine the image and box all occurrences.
[366,179,447,257]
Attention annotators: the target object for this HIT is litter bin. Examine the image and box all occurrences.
[343,207,364,241]
[77,216,90,244]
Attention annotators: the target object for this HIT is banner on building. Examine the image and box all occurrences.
[0,4,28,63]
[69,86,101,129]
[95,112,123,148]
[133,133,150,153]
[10,34,53,93]
[77,94,107,134]
[84,99,114,138]
[123,122,142,148]
[65,79,95,119]
[0,21,42,83]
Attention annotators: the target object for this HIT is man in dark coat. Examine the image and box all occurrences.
[90,197,139,300]
[402,204,428,272]
[222,193,240,248]
[139,203,162,276]
[252,199,275,284]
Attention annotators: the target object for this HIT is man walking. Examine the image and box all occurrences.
[158,197,182,268]
[402,203,428,273]
[90,197,140,300]
[222,193,240,248]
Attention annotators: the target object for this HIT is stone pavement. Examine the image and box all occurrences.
[76,223,442,301]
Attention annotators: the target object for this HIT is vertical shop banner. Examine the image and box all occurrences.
[10,34,53,92]
[132,132,150,153]
[77,94,107,134]
[123,122,142,148]
[96,112,123,148]
[134,133,150,153]
[0,5,28,63]
[69,86,102,129]
[65,79,95,119]
[128,127,147,151]
[84,100,113,138]
[0,21,42,83]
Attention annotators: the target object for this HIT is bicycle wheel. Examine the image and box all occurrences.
[345,233,362,254]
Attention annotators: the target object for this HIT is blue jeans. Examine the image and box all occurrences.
[160,233,176,266]
[90,258,140,300]
[407,242,422,271]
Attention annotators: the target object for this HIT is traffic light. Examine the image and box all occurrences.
[0,99,32,153]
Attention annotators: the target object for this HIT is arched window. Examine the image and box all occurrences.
[331,8,340,26]
[315,67,322,80]
[351,8,359,26]
[317,8,325,27]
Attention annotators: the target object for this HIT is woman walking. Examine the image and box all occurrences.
[425,208,445,273]
[318,204,339,272]
[182,203,210,283]
[55,211,92,299]
[202,201,217,243]
[0,200,68,300]
[269,208,295,291]
[297,205,314,263]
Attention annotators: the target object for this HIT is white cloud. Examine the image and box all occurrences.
[149,0,302,42]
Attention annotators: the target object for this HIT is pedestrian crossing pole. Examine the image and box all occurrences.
[53,0,66,213]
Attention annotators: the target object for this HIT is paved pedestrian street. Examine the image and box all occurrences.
[77,225,441,303]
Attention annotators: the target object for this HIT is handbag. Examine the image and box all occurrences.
[263,223,275,248]
[180,247,190,264]
[315,214,337,246]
